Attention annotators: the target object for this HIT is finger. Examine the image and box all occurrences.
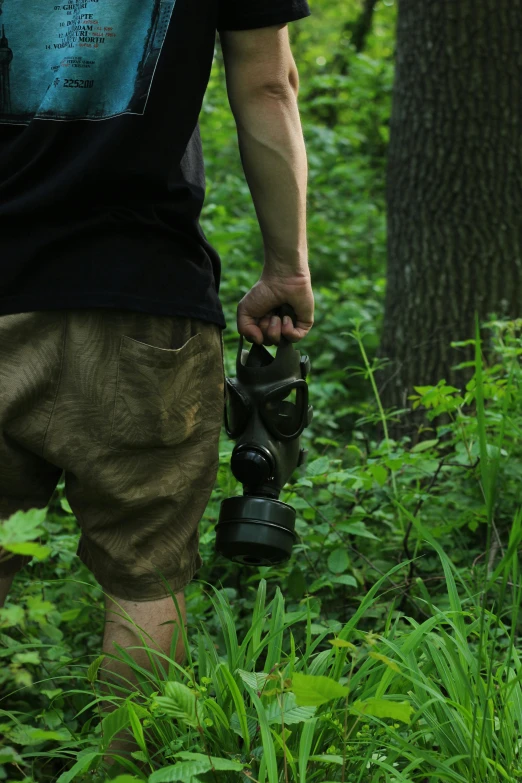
[245,331,262,345]
[267,315,282,345]
[281,318,311,343]
[259,326,274,346]
[237,314,264,345]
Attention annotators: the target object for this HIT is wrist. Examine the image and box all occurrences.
[263,248,309,278]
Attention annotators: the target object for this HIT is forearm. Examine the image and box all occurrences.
[233,86,309,276]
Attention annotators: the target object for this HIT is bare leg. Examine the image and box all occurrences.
[0,574,15,608]
[1,567,187,770]
[100,590,187,769]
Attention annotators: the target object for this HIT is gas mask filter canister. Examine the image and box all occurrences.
[215,305,313,566]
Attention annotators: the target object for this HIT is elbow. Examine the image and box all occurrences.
[258,69,300,101]
[288,63,300,97]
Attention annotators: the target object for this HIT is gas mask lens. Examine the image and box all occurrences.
[224,378,250,438]
[225,378,308,441]
[261,380,308,440]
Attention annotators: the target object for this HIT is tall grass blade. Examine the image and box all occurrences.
[245,684,279,783]
[298,717,317,783]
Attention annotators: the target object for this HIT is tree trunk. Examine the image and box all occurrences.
[378,0,522,442]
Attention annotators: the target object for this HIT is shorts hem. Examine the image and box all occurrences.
[0,554,33,578]
[76,541,203,602]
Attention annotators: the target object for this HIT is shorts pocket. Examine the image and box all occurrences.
[109,332,204,450]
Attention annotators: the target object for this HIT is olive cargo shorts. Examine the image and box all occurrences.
[0,310,225,601]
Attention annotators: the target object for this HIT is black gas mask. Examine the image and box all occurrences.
[215,305,313,566]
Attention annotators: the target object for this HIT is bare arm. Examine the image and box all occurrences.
[220,25,309,277]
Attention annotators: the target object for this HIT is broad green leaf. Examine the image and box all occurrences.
[340,521,379,540]
[292,673,348,707]
[25,596,55,624]
[314,437,340,447]
[384,457,406,470]
[8,727,70,744]
[41,688,63,700]
[4,542,50,559]
[176,752,245,771]
[100,705,129,751]
[351,698,413,724]
[130,701,151,720]
[411,439,439,453]
[236,669,270,691]
[153,681,202,728]
[330,574,357,587]
[107,777,143,783]
[0,605,25,628]
[327,548,349,574]
[131,751,148,762]
[149,753,244,782]
[265,693,316,725]
[306,456,330,476]
[60,608,82,622]
[0,746,22,764]
[368,464,388,486]
[230,710,257,741]
[148,762,208,782]
[87,654,105,683]
[327,470,354,483]
[13,651,40,665]
[0,507,47,544]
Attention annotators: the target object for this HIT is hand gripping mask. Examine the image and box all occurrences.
[215,305,313,566]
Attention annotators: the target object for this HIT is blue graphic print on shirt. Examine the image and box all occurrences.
[0,0,176,124]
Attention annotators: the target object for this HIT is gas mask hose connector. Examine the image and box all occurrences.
[231,445,273,485]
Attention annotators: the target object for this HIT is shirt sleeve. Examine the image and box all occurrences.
[217,0,311,33]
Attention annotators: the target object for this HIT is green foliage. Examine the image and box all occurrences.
[1,313,519,781]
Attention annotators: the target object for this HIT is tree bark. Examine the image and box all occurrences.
[378,0,522,441]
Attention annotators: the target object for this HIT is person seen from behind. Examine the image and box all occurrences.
[0,0,314,768]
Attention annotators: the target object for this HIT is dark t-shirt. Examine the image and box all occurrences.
[0,0,311,329]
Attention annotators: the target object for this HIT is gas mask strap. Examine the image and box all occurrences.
[274,303,298,363]
[236,333,245,372]
[236,305,298,371]
[236,332,274,372]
